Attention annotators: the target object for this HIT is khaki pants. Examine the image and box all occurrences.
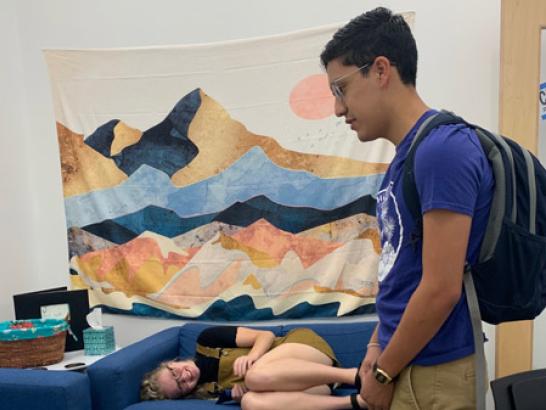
[390,354,483,410]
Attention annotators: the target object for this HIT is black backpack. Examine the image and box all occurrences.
[388,110,546,410]
[403,110,546,325]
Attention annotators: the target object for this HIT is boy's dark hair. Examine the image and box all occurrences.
[320,7,417,86]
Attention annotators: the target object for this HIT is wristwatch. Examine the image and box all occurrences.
[372,361,395,384]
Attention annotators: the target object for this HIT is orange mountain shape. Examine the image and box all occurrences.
[56,122,128,197]
[75,236,198,297]
[359,228,381,254]
[298,213,378,243]
[110,121,143,156]
[228,218,342,269]
[171,89,388,186]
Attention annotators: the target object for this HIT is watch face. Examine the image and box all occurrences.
[375,371,389,384]
[373,363,392,384]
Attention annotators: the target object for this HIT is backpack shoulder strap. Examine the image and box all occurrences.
[402,110,469,224]
[471,127,512,261]
[402,111,487,410]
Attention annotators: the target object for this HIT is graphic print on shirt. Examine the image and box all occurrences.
[376,181,403,282]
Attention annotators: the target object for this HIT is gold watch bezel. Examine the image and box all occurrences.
[373,362,394,384]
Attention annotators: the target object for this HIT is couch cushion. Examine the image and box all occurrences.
[125,398,233,409]
[281,321,377,368]
[0,368,91,410]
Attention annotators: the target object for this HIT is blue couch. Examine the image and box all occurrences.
[0,367,92,410]
[87,321,377,410]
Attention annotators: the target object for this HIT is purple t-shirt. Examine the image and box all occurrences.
[375,110,494,365]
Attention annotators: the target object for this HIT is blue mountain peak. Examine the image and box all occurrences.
[123,164,173,188]
[168,88,202,140]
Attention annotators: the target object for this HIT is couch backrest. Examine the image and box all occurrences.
[178,321,377,369]
[178,323,283,359]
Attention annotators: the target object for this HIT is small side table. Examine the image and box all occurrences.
[46,348,118,371]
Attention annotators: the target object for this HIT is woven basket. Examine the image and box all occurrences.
[0,319,67,368]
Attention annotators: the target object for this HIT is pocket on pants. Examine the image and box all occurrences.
[391,355,478,410]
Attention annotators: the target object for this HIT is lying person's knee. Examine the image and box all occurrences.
[241,391,267,410]
[244,367,273,391]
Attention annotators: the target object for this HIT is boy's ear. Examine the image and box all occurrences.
[373,56,395,86]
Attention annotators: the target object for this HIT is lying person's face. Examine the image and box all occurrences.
[156,360,200,398]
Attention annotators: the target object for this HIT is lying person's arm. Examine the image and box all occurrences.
[233,327,275,376]
[197,326,275,377]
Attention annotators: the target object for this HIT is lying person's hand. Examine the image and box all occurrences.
[233,354,256,377]
[231,383,248,402]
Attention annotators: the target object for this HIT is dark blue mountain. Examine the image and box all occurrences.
[84,119,120,157]
[84,89,201,177]
[213,194,376,233]
[81,220,138,245]
[113,205,215,238]
[85,194,376,242]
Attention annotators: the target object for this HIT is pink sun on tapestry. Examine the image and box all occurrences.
[289,74,335,120]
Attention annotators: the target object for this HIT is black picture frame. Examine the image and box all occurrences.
[13,287,90,351]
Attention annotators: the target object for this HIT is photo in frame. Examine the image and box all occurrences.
[13,287,90,351]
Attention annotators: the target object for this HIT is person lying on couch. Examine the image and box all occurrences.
[140,326,367,409]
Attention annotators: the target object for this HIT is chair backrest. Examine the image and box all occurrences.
[490,369,546,410]
[511,375,546,410]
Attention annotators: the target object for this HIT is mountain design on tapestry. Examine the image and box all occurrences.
[80,194,376,244]
[72,215,380,318]
[62,88,386,319]
[67,227,116,259]
[57,89,388,197]
[64,150,384,229]
[84,90,200,177]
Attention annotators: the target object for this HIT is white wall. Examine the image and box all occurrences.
[1,0,501,406]
[0,0,36,319]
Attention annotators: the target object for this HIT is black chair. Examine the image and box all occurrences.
[490,369,546,410]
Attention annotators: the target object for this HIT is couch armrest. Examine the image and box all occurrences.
[87,326,180,410]
[0,368,91,410]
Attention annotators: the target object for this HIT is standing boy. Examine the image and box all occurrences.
[321,7,493,410]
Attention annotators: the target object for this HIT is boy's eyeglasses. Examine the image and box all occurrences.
[330,63,371,102]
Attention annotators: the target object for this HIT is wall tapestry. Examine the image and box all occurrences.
[44,18,412,320]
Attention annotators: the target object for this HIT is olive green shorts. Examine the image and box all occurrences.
[272,328,339,367]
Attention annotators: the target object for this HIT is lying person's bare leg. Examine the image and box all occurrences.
[246,357,357,392]
[242,339,363,408]
[253,342,334,367]
[246,343,355,390]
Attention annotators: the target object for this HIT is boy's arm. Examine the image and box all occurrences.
[360,209,472,409]
[377,209,471,377]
